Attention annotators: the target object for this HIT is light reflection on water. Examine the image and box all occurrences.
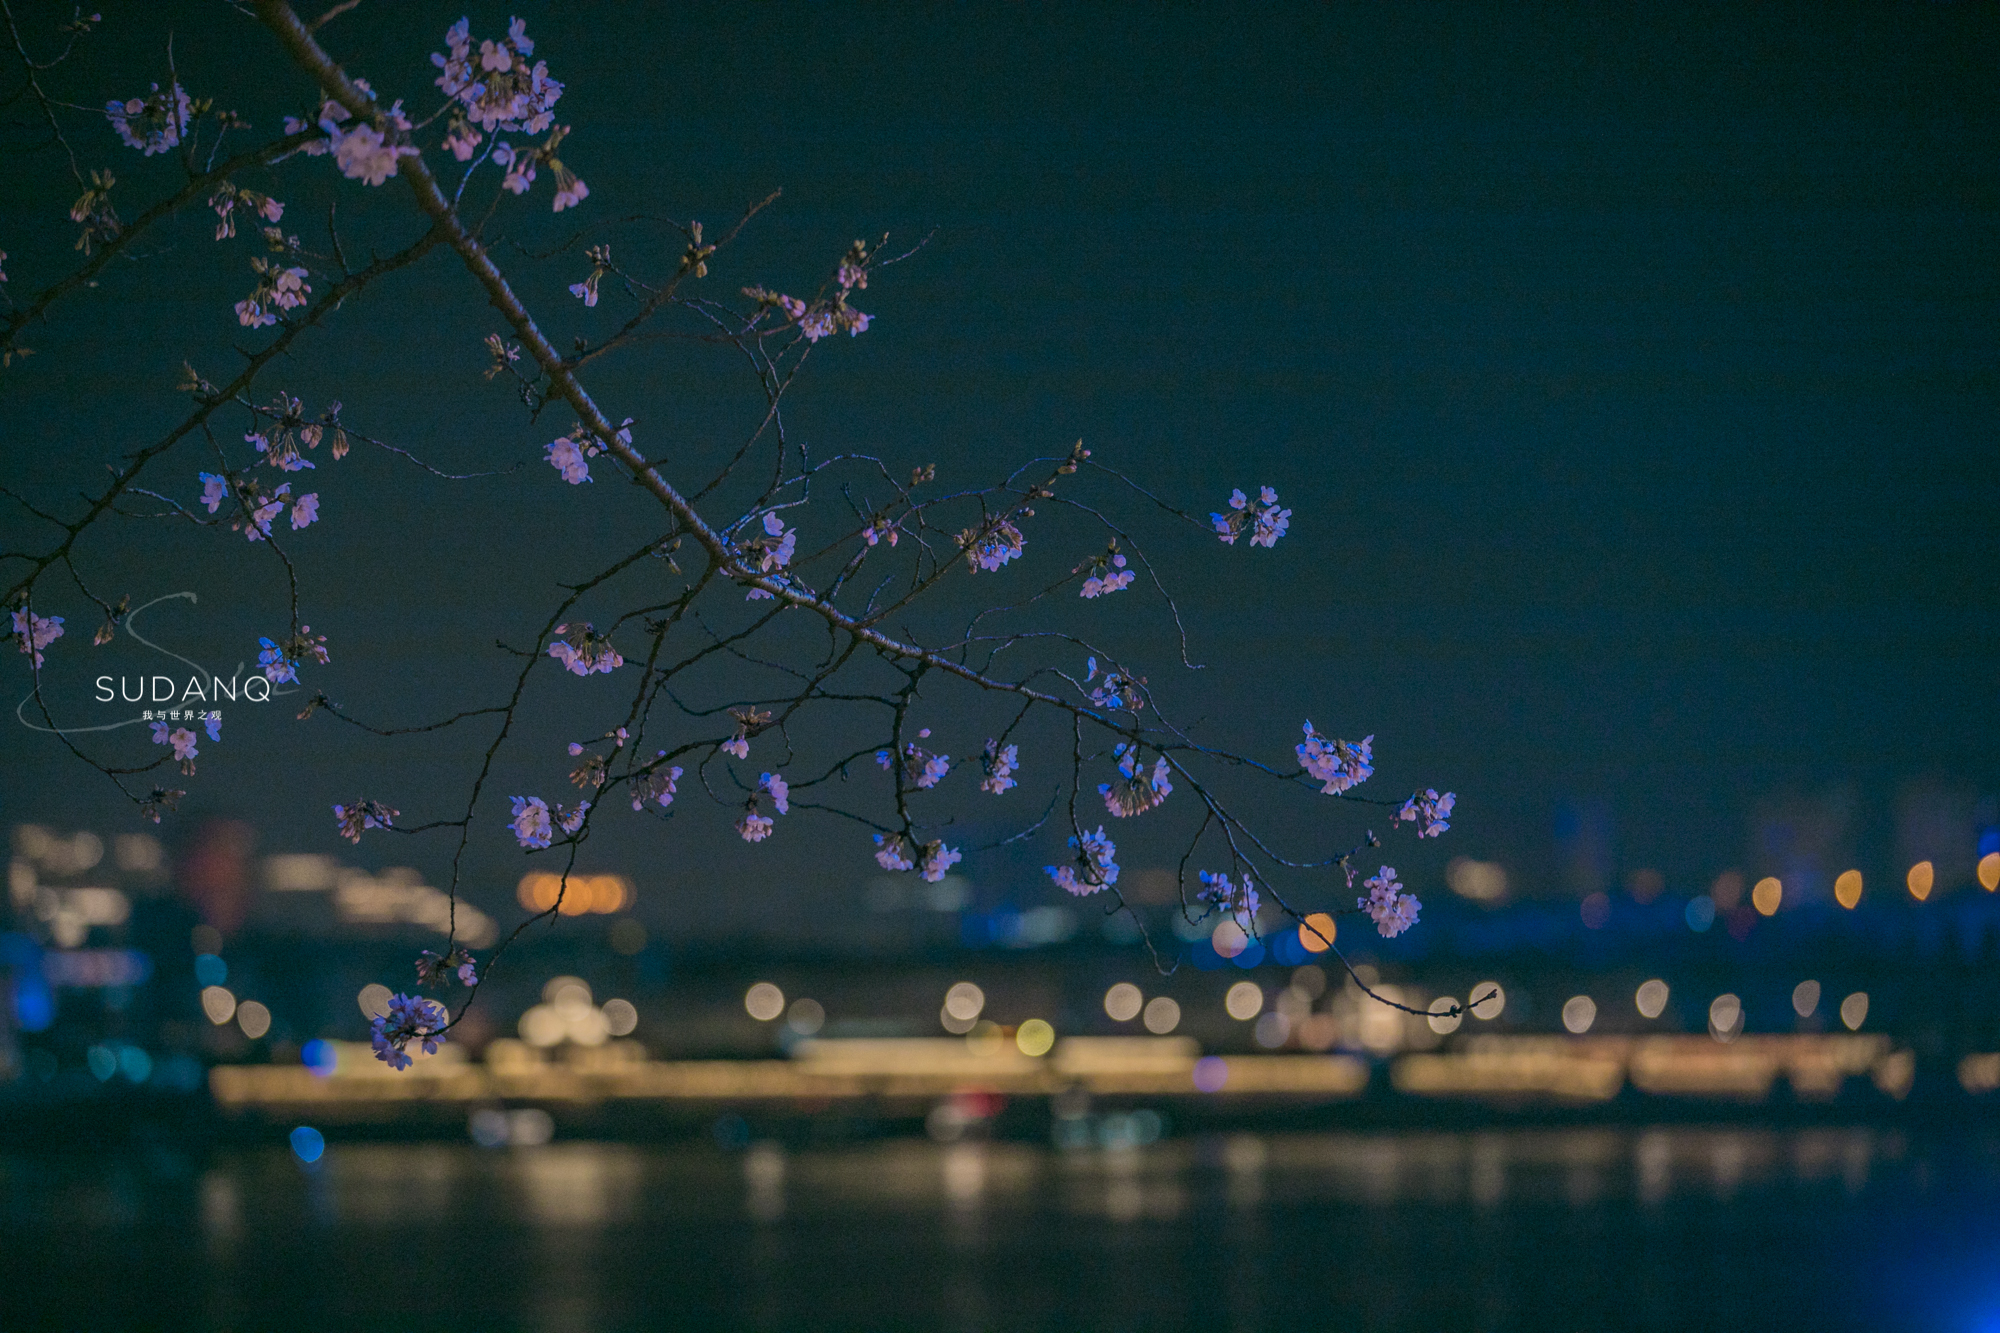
[5,1126,1998,1331]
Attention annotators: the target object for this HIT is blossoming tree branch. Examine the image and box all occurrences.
[1,1,1463,1068]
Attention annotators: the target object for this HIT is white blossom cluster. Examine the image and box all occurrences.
[1211,485,1291,547]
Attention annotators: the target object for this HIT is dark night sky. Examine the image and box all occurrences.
[4,1,1996,934]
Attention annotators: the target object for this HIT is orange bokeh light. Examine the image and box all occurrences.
[589,876,627,913]
[1907,861,1935,902]
[517,872,632,915]
[1298,912,1336,953]
[1834,869,1863,910]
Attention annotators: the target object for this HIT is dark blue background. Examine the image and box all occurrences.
[3,1,1995,929]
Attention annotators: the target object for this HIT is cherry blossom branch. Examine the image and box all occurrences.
[3,224,440,604]
[0,124,320,357]
[0,0,88,190]
[3,228,439,818]
[567,191,782,374]
[4,5,1460,1066]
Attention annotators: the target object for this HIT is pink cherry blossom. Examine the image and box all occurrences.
[432,17,564,135]
[371,992,447,1069]
[919,840,962,883]
[444,119,483,161]
[105,82,190,156]
[1099,743,1172,817]
[979,740,1018,795]
[1087,669,1145,713]
[961,517,1026,572]
[547,623,622,676]
[630,763,683,811]
[1198,870,1259,919]
[150,721,198,773]
[417,947,479,989]
[737,812,774,842]
[147,720,198,765]
[1211,485,1291,547]
[234,259,312,328]
[1046,826,1118,896]
[210,186,284,241]
[879,740,950,790]
[256,636,298,684]
[250,426,315,473]
[1079,552,1134,599]
[1360,866,1422,938]
[1394,789,1456,839]
[329,119,419,186]
[492,139,534,192]
[283,97,346,155]
[243,484,289,540]
[1080,568,1135,598]
[332,799,399,843]
[509,795,553,849]
[873,834,916,872]
[11,609,64,668]
[1250,486,1291,546]
[293,626,332,667]
[546,427,599,484]
[1296,724,1373,794]
[749,510,797,574]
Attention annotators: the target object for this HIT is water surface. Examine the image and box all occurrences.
[6,1126,1996,1331]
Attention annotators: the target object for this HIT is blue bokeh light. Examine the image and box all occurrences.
[289,1126,325,1163]
[12,976,54,1032]
[1269,931,1309,967]
[300,1039,337,1077]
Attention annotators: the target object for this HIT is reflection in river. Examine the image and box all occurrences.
[5,1126,1997,1331]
